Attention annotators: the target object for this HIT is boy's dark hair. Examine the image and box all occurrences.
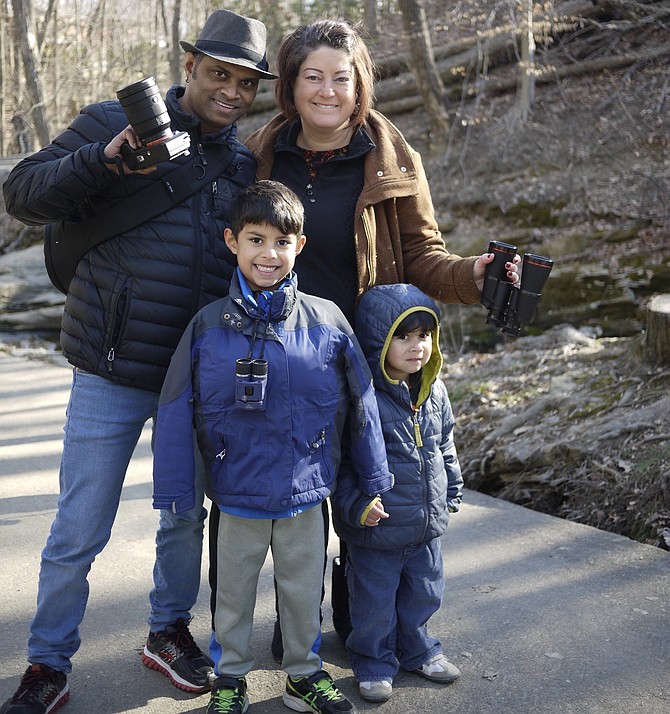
[393,309,437,337]
[230,180,304,237]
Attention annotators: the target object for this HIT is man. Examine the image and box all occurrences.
[1,10,276,714]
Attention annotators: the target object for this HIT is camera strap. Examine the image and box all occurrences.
[44,143,236,294]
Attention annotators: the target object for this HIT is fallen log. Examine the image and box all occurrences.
[376,40,670,114]
[247,0,605,115]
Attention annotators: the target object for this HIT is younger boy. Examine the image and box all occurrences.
[331,283,463,703]
[152,180,393,714]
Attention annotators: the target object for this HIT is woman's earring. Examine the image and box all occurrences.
[185,75,190,83]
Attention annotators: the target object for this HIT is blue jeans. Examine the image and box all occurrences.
[345,537,444,682]
[28,369,206,673]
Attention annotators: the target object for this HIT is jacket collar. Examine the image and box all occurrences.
[273,120,375,162]
[232,267,297,322]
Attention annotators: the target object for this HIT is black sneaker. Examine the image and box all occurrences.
[283,670,357,713]
[0,664,70,714]
[206,676,248,714]
[142,618,213,692]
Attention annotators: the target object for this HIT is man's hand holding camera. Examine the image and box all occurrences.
[103,125,156,175]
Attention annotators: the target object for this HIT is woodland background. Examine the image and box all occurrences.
[0,0,669,549]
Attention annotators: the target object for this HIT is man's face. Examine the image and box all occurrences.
[181,54,261,132]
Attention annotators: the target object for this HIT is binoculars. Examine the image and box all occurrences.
[481,240,554,337]
[235,358,268,410]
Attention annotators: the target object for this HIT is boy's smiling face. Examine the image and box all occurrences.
[224,222,306,292]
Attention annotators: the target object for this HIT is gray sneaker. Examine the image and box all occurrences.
[415,654,461,683]
[358,679,393,702]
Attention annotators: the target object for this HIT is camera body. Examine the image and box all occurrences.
[482,240,554,337]
[235,358,268,411]
[116,77,190,170]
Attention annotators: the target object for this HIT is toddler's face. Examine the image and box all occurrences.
[384,328,432,383]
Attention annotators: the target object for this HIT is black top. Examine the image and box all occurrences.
[270,121,374,326]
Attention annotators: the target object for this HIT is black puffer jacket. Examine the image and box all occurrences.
[3,85,254,392]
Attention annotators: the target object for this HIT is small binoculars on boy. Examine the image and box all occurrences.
[235,358,268,410]
[481,240,554,337]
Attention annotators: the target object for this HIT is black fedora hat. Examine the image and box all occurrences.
[180,9,277,79]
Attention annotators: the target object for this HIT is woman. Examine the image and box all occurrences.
[245,19,517,326]
[210,17,519,681]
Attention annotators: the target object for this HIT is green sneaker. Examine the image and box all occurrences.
[206,676,248,714]
[283,670,357,713]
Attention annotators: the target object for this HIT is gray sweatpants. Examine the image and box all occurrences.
[213,505,324,678]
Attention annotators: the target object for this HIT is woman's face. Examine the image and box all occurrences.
[292,47,357,136]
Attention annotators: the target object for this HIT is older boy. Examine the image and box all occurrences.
[152,180,393,714]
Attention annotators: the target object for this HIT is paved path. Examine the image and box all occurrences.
[0,352,668,713]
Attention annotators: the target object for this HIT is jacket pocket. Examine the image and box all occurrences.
[293,416,334,495]
[103,282,131,373]
[204,407,268,498]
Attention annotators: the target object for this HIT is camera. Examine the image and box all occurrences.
[481,240,554,337]
[235,358,268,410]
[116,77,190,170]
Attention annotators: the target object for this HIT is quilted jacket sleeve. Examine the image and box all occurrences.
[3,101,125,226]
[437,380,464,512]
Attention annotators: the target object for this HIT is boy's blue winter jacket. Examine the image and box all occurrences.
[152,271,393,515]
[331,283,463,549]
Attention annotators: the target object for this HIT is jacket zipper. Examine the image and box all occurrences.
[412,402,430,538]
[190,142,205,316]
[106,287,129,373]
[412,404,423,448]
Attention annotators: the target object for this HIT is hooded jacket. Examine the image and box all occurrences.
[3,85,255,393]
[245,111,481,307]
[331,283,463,550]
[152,271,393,515]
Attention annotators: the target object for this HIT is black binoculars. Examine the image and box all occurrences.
[235,358,268,410]
[481,240,554,337]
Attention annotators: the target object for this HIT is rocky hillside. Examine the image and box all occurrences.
[446,325,670,550]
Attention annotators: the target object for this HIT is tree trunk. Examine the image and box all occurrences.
[397,0,449,136]
[518,0,536,122]
[12,0,50,145]
[643,295,670,366]
[170,0,182,85]
[364,0,378,39]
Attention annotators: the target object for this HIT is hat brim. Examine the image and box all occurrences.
[180,40,277,79]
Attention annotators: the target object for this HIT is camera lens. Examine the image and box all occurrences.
[117,77,171,144]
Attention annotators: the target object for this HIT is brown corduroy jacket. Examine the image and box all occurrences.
[245,109,481,306]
